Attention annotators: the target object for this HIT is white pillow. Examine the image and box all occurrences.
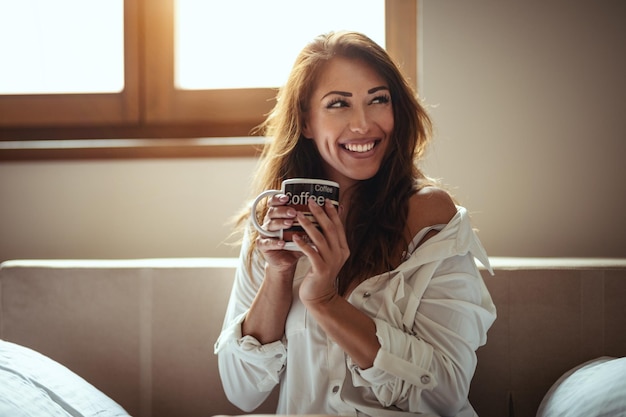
[537,356,626,417]
[0,340,130,417]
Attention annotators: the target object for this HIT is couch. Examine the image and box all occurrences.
[1,257,625,417]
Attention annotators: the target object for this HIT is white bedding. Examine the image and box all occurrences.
[537,356,626,417]
[0,340,130,417]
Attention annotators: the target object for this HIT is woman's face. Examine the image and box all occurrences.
[302,56,394,189]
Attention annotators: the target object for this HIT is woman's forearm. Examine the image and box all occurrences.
[305,295,380,369]
[242,264,295,344]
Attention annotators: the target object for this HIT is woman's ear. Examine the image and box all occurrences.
[302,120,312,139]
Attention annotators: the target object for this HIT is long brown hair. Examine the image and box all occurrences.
[240,31,435,294]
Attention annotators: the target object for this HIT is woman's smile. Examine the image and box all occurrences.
[340,139,381,158]
[341,139,379,153]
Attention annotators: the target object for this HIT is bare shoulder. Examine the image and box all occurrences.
[407,186,457,234]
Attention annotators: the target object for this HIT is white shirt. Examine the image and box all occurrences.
[214,206,496,416]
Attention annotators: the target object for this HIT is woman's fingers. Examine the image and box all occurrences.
[263,194,297,232]
[256,235,286,251]
[295,200,327,247]
[295,197,347,257]
[323,198,349,251]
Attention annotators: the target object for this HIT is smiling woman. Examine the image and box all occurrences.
[215,30,496,416]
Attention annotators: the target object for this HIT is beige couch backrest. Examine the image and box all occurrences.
[1,258,625,417]
[473,258,626,417]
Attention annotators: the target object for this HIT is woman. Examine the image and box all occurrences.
[215,31,496,417]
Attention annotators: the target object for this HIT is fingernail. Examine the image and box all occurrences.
[287,208,297,217]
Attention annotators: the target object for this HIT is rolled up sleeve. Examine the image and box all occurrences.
[213,232,286,412]
[215,311,286,410]
[349,318,436,408]
[348,253,496,415]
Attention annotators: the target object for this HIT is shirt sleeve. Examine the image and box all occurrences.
[348,252,496,415]
[213,230,287,412]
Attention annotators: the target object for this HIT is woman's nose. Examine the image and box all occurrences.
[349,106,370,134]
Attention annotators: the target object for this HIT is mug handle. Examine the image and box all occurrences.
[250,189,281,237]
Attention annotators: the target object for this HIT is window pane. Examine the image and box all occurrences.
[0,0,124,95]
[175,0,385,90]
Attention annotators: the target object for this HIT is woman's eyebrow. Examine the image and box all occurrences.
[321,86,389,100]
[322,90,351,99]
[368,86,389,94]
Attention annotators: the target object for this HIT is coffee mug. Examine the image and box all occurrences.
[250,178,340,250]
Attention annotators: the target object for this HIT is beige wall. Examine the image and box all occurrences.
[1,1,625,262]
[419,1,626,257]
[0,159,258,261]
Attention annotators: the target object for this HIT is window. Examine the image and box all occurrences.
[0,0,417,158]
[174,1,385,90]
[0,1,124,95]
[0,0,138,128]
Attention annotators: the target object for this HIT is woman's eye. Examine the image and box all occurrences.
[327,98,348,109]
[371,94,391,105]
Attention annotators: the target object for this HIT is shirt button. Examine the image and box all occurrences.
[274,353,283,359]
[363,292,371,298]
[332,385,340,394]
[420,375,431,385]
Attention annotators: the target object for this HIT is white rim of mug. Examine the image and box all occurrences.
[282,178,340,188]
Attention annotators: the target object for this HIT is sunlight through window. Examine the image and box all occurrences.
[0,0,124,95]
[175,0,385,90]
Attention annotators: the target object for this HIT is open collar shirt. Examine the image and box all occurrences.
[214,206,496,416]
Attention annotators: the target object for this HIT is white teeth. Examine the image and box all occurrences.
[344,142,375,153]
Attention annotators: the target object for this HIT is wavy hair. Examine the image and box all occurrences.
[240,31,435,294]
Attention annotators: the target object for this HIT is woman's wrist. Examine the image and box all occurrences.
[264,262,297,284]
[300,286,339,310]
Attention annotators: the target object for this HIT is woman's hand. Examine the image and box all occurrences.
[245,194,301,344]
[293,198,379,369]
[256,194,303,272]
[294,197,350,305]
